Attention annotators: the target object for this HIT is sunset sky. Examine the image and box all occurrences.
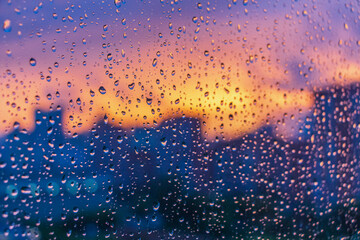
[1,0,359,140]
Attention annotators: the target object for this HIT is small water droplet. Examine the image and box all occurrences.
[128,83,135,90]
[153,201,160,211]
[3,19,11,32]
[152,58,158,67]
[99,86,106,94]
[146,97,153,105]
[29,58,37,66]
[20,186,31,194]
[114,0,124,8]
[161,137,167,146]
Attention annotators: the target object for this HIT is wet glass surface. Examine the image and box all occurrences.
[1,0,360,239]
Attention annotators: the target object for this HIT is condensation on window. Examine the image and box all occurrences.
[1,0,360,239]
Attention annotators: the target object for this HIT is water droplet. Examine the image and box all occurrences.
[10,189,18,197]
[104,114,108,124]
[3,19,11,32]
[146,97,152,105]
[152,58,158,67]
[29,58,37,66]
[153,201,160,211]
[161,137,167,146]
[114,0,124,8]
[128,83,135,90]
[73,207,79,213]
[20,186,31,194]
[13,122,20,129]
[99,86,106,94]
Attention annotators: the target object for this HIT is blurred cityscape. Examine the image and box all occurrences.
[1,84,360,239]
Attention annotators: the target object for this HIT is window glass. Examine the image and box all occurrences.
[1,0,360,239]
